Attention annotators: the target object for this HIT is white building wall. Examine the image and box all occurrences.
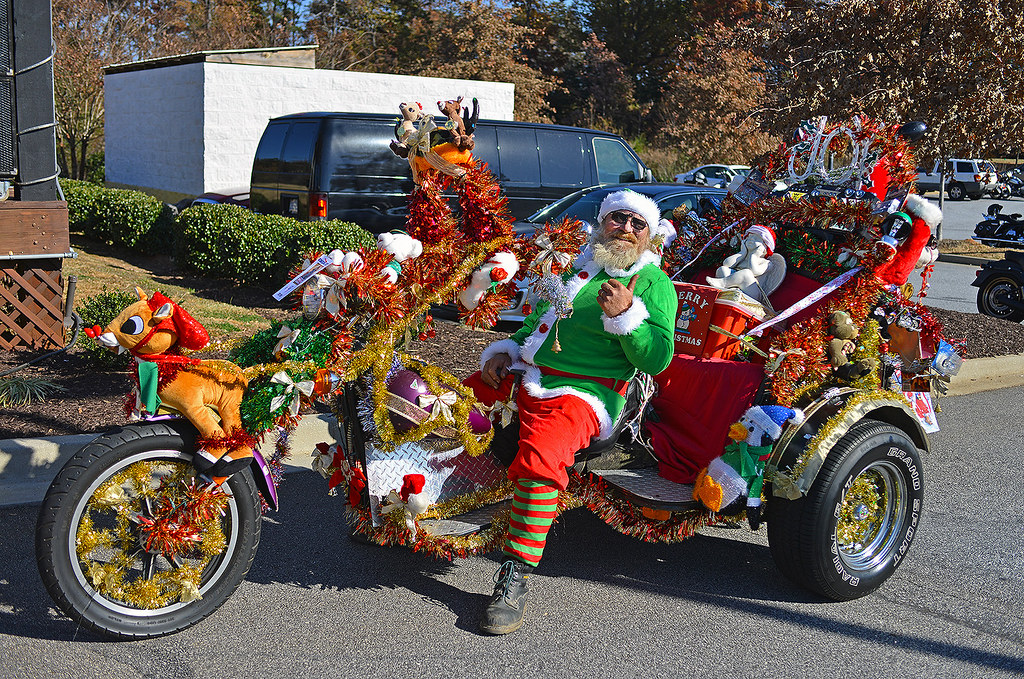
[105,62,515,199]
[104,63,207,197]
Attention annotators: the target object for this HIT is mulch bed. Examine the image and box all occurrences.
[2,306,1020,440]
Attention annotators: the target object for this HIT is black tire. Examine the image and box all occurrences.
[767,420,924,601]
[35,421,262,640]
[947,182,966,200]
[977,274,1024,322]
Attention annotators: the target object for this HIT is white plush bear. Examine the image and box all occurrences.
[459,251,519,310]
[375,231,423,283]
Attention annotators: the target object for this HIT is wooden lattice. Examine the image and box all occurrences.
[0,259,64,350]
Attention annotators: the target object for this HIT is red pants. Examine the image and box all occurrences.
[464,371,600,490]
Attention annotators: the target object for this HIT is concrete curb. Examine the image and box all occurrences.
[0,414,338,508]
[937,253,991,266]
[3,354,1023,508]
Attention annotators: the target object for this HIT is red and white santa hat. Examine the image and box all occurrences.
[596,189,677,248]
[744,224,776,256]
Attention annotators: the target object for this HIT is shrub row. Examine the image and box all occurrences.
[63,180,375,285]
[63,179,176,255]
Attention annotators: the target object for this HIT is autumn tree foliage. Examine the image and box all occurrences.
[654,33,776,166]
[744,0,1024,159]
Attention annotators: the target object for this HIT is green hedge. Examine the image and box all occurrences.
[62,179,175,254]
[62,180,376,286]
[175,204,374,284]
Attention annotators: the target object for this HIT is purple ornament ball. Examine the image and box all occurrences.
[386,369,432,433]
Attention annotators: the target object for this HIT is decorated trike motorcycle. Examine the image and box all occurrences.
[35,108,963,640]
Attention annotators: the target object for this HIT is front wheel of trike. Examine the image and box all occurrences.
[35,421,262,639]
[767,420,924,601]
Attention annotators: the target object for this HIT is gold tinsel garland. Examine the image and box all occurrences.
[781,388,913,485]
[836,472,883,546]
[565,472,717,544]
[75,461,229,610]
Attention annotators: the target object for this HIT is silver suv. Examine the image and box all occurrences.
[916,158,998,200]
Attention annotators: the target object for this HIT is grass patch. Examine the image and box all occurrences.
[66,238,275,341]
[939,239,1008,259]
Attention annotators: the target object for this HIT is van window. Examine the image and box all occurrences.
[537,130,585,187]
[472,126,499,176]
[280,122,319,175]
[594,138,640,184]
[253,122,289,173]
[496,127,541,185]
[321,120,411,193]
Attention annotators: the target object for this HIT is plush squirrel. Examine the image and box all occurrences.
[437,96,479,152]
[390,102,425,158]
[377,230,424,284]
[693,404,805,529]
[826,311,878,380]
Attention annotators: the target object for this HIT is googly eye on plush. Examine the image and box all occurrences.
[120,315,145,335]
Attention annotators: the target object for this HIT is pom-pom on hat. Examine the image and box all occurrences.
[744,224,776,256]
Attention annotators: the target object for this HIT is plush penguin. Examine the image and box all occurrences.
[693,404,805,529]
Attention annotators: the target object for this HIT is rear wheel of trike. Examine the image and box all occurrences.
[35,422,262,640]
[767,420,924,601]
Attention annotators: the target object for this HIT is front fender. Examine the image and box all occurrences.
[766,388,927,500]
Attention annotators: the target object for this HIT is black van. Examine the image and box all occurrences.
[249,112,652,232]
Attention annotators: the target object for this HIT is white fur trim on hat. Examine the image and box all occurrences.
[903,194,942,230]
[597,190,661,237]
[745,224,776,256]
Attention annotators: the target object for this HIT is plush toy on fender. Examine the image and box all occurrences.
[85,288,251,482]
[692,405,805,529]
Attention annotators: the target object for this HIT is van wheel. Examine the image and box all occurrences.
[947,183,966,200]
[767,421,923,601]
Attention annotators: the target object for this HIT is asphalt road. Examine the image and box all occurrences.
[1,386,1022,677]
[921,191,1024,241]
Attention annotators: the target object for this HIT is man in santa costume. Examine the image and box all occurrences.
[465,189,677,634]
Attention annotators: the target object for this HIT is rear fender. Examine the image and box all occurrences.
[766,388,927,500]
[249,449,279,511]
[971,260,1024,288]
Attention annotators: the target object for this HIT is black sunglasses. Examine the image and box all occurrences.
[605,210,648,231]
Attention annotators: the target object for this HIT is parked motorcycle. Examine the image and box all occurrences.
[1005,169,1024,198]
[973,250,1024,322]
[974,203,1024,246]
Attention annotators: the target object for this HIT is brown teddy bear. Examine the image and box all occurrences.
[390,102,425,158]
[826,311,877,380]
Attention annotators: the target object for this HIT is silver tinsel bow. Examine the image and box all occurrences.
[270,371,315,416]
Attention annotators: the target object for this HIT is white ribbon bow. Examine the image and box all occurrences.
[418,390,458,424]
[324,281,347,317]
[274,326,301,358]
[488,399,518,428]
[531,233,573,273]
[406,116,438,157]
[270,371,315,416]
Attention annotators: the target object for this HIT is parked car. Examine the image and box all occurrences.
[486,183,729,322]
[674,164,750,188]
[916,159,997,200]
[249,112,652,232]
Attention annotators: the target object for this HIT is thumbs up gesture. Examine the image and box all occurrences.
[597,274,638,317]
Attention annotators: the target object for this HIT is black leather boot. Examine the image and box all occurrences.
[480,559,533,635]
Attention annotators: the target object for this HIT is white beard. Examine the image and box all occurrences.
[592,235,646,271]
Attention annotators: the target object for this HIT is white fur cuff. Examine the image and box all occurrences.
[480,338,521,370]
[601,297,649,335]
